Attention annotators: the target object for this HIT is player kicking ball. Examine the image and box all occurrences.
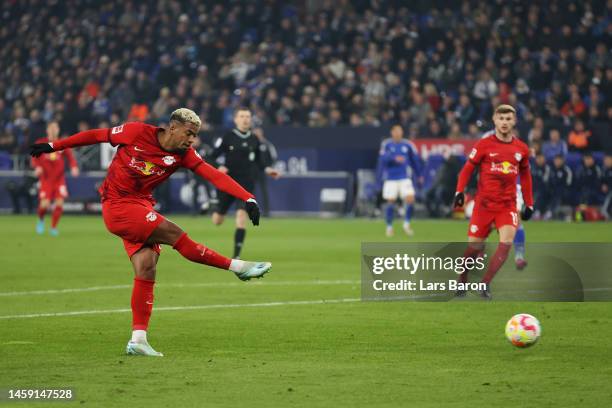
[453,105,534,299]
[30,109,271,356]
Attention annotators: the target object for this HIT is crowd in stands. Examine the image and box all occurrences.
[0,0,610,216]
[1,0,610,155]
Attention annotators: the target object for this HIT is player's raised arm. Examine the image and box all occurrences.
[29,123,141,157]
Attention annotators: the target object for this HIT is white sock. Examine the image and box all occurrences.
[229,259,246,273]
[131,330,147,343]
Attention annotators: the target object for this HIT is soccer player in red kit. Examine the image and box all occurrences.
[453,105,534,299]
[30,108,271,356]
[31,121,79,236]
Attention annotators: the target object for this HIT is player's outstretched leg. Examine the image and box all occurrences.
[126,248,163,357]
[513,224,527,270]
[148,219,272,280]
[172,232,271,281]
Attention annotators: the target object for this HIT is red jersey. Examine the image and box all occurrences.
[51,123,254,203]
[457,134,533,211]
[31,137,77,184]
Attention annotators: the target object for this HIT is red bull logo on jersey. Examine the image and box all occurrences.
[490,161,518,175]
[129,156,166,176]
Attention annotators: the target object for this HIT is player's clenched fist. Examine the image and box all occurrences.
[453,192,465,208]
[245,198,261,226]
[521,206,534,221]
[30,143,54,157]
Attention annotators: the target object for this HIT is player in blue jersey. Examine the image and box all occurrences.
[378,124,422,237]
[480,129,527,269]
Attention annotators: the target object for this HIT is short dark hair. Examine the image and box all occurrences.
[233,107,251,117]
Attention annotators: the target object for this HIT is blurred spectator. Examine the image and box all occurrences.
[0,130,17,153]
[547,154,573,219]
[542,129,568,160]
[425,154,462,218]
[576,153,603,206]
[568,120,593,152]
[0,0,609,155]
[602,155,612,219]
[531,153,551,219]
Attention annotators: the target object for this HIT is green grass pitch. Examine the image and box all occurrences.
[1,215,611,407]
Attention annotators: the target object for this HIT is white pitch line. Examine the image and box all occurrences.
[0,280,360,298]
[0,298,361,320]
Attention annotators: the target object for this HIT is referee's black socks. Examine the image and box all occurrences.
[233,228,246,259]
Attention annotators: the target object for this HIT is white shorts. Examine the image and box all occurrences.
[382,179,415,200]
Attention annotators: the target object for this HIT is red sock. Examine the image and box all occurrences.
[131,277,155,330]
[481,243,512,284]
[51,205,63,228]
[37,206,46,221]
[172,233,231,270]
[458,244,482,283]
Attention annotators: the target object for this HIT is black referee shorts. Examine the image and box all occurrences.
[213,176,256,215]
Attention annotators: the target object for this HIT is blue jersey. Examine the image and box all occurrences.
[377,138,422,182]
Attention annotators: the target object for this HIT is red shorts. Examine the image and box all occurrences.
[102,198,165,258]
[39,181,68,201]
[468,204,519,238]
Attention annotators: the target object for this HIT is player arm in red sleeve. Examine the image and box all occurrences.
[31,123,142,157]
[183,149,254,201]
[455,160,476,194]
[49,128,111,150]
[453,144,483,207]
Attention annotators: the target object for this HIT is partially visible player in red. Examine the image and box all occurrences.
[31,121,79,236]
[453,105,534,299]
[30,108,271,357]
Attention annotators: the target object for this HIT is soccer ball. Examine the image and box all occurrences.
[505,314,541,347]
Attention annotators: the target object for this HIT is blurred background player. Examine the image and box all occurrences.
[30,121,79,236]
[210,108,280,258]
[30,108,271,357]
[602,155,612,220]
[378,124,422,237]
[547,154,573,220]
[453,105,534,299]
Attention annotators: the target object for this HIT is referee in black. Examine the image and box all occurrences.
[210,107,280,258]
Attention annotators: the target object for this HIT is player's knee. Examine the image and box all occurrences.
[405,195,415,204]
[136,264,156,280]
[211,213,224,225]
